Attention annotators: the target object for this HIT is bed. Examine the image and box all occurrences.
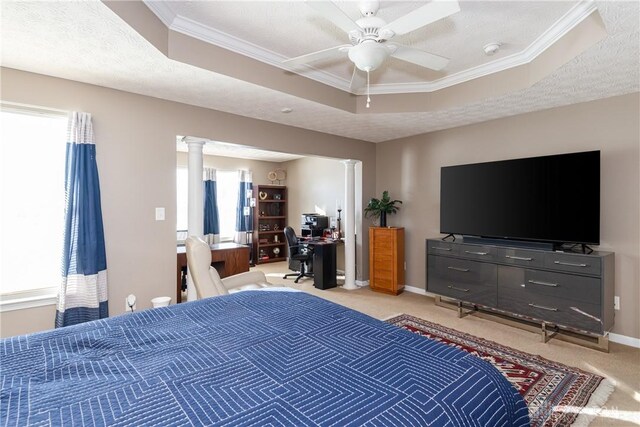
[1,291,529,426]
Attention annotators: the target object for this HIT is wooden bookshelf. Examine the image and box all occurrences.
[253,185,287,264]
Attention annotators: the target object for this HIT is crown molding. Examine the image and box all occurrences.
[143,0,597,96]
[144,1,351,90]
[365,0,599,95]
[143,0,175,27]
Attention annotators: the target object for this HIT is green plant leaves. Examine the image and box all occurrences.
[364,191,402,219]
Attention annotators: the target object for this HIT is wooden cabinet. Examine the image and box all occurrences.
[369,227,405,295]
[253,185,287,264]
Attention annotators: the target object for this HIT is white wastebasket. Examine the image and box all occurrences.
[151,296,171,308]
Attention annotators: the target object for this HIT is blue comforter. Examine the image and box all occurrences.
[1,291,528,426]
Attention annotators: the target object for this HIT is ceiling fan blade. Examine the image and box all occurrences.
[306,0,360,34]
[349,66,366,91]
[283,44,351,66]
[382,0,460,36]
[389,44,450,70]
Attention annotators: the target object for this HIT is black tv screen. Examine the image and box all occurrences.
[440,151,600,245]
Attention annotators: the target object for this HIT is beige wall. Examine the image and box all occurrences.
[284,157,345,235]
[376,93,640,339]
[0,305,57,338]
[0,67,376,337]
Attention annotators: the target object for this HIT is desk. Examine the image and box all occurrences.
[303,239,338,290]
[176,243,250,303]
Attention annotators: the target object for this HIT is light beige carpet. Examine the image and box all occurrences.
[254,261,640,426]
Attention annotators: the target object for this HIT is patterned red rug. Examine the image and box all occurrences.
[386,314,614,427]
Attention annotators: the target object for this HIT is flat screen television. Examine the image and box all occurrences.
[440,151,600,245]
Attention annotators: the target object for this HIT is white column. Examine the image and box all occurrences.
[343,159,358,290]
[186,138,206,301]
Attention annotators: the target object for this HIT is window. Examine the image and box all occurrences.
[176,168,239,241]
[0,108,67,299]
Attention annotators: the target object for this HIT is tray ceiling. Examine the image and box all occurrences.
[148,1,578,92]
[0,1,638,143]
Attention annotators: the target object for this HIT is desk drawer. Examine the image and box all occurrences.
[544,252,601,276]
[427,255,497,307]
[498,266,601,305]
[497,248,543,269]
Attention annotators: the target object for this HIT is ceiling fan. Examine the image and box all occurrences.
[284,0,461,107]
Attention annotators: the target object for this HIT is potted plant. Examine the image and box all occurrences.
[364,190,402,227]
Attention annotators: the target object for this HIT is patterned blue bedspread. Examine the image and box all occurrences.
[1,291,529,426]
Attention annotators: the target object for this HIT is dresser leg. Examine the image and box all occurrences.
[541,322,559,343]
[457,301,478,319]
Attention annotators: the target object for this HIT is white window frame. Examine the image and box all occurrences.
[0,102,68,312]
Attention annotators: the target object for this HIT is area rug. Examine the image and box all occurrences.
[385,314,614,427]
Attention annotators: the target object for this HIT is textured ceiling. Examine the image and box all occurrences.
[0,1,638,143]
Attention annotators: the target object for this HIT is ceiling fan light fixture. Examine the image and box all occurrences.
[348,41,389,72]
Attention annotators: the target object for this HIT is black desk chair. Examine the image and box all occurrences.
[283,226,313,283]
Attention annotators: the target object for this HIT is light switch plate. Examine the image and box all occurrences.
[155,207,165,221]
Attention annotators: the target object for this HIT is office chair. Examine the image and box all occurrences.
[283,226,313,283]
[185,236,270,299]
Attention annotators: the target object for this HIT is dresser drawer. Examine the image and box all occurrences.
[544,253,601,276]
[458,244,497,262]
[498,288,603,334]
[497,248,544,268]
[427,240,458,256]
[498,266,601,305]
[427,255,497,307]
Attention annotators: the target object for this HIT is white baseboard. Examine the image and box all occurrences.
[401,285,640,349]
[608,333,640,348]
[355,280,369,288]
[404,285,428,295]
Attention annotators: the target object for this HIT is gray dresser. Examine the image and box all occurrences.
[426,238,614,344]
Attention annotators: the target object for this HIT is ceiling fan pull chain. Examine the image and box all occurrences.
[366,69,371,109]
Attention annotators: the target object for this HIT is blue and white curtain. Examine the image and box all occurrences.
[234,170,253,244]
[55,112,108,328]
[203,168,220,245]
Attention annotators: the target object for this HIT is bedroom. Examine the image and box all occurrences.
[0,0,639,425]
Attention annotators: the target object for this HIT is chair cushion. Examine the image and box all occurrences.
[228,283,267,294]
[208,267,229,296]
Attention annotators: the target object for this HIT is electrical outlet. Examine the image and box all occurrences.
[614,296,620,311]
[125,295,137,313]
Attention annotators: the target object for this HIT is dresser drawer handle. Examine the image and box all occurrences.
[448,285,469,292]
[465,250,488,255]
[505,255,533,261]
[447,266,470,272]
[432,246,452,251]
[528,303,558,312]
[527,280,558,287]
[554,261,588,268]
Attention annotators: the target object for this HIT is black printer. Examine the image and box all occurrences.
[301,213,329,237]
